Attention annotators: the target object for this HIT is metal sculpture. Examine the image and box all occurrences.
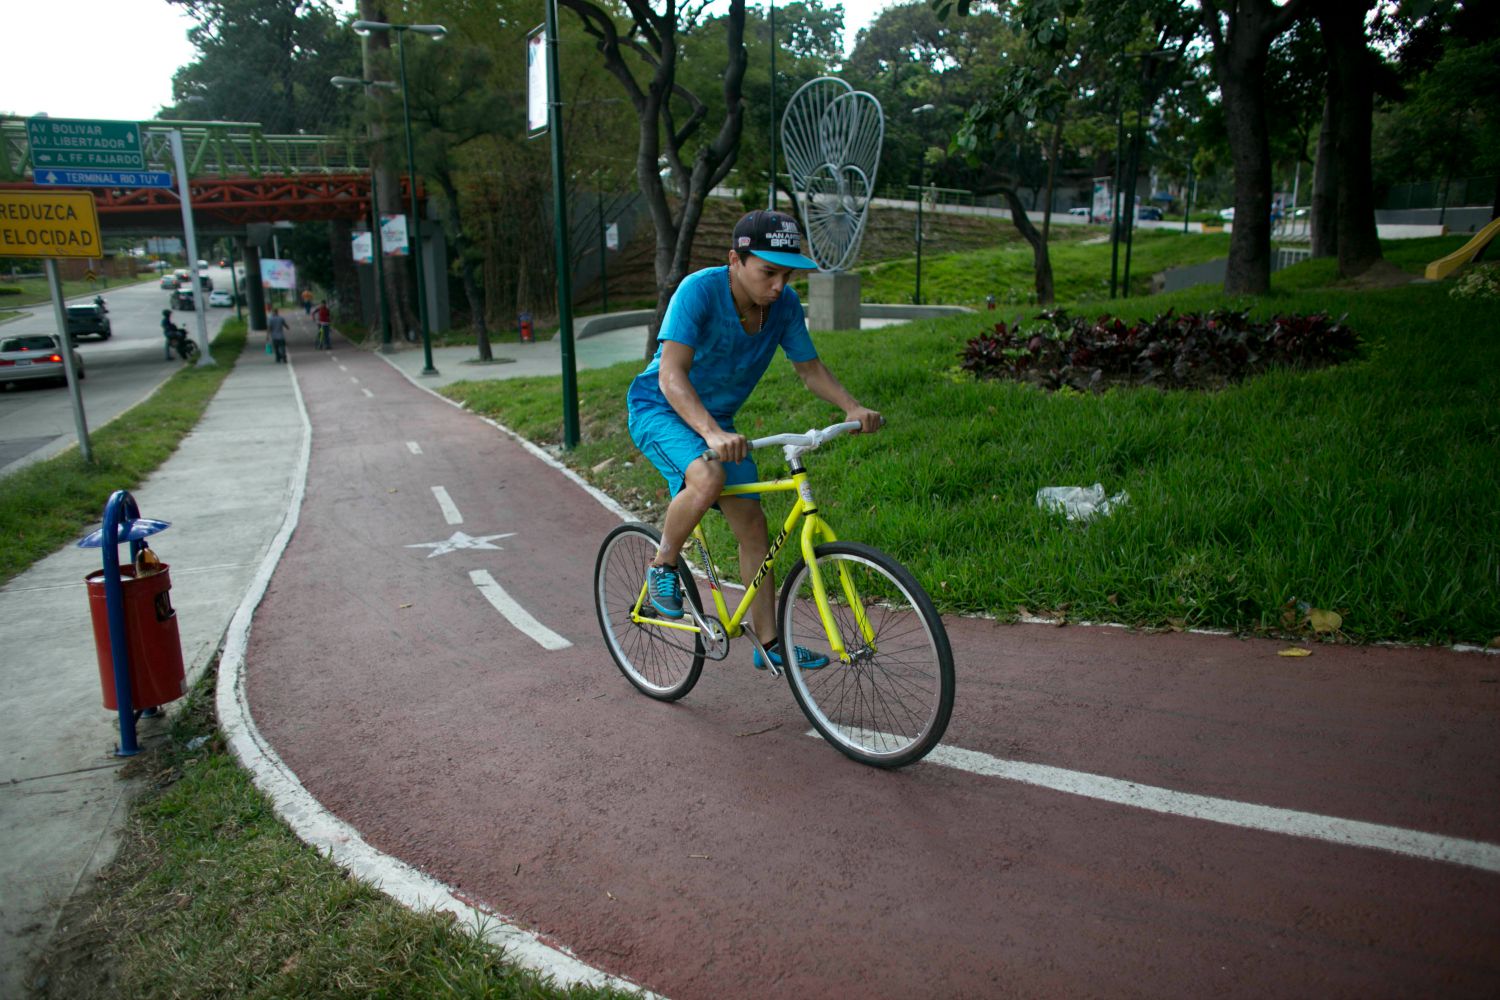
[780,77,885,272]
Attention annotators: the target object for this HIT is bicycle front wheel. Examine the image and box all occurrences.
[594,522,704,701]
[778,542,954,768]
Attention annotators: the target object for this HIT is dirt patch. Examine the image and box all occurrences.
[1338,259,1421,290]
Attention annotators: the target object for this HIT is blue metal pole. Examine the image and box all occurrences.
[101,490,141,756]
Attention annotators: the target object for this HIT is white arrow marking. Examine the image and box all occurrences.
[470,569,571,650]
[431,486,462,524]
[406,441,423,455]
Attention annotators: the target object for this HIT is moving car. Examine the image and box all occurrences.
[1068,207,1091,218]
[0,334,84,388]
[209,289,233,307]
[1219,207,1236,220]
[159,274,178,290]
[65,303,112,340]
[1138,206,1164,221]
[171,287,197,310]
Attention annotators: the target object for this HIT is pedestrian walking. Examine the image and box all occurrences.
[314,300,332,350]
[300,288,313,315]
[160,309,175,361]
[267,307,288,363]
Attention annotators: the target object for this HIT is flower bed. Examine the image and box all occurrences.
[960,308,1360,392]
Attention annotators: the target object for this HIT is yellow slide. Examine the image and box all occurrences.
[1425,216,1500,280]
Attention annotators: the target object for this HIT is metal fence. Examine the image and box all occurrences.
[1381,176,1495,211]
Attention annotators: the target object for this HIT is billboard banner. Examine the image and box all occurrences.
[1092,177,1113,223]
[381,213,408,257]
[261,258,297,290]
[527,25,548,136]
[352,231,373,265]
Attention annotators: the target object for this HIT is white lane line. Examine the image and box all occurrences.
[361,388,374,398]
[469,569,572,651]
[406,441,423,455]
[430,486,463,524]
[350,376,360,384]
[815,731,1500,874]
[337,363,348,372]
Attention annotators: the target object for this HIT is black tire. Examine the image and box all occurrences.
[778,541,954,768]
[594,523,704,701]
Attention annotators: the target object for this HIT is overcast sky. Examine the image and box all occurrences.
[2,0,894,124]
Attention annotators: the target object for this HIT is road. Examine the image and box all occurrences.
[0,265,236,475]
[242,342,1500,998]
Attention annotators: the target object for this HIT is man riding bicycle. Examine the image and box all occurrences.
[626,210,881,671]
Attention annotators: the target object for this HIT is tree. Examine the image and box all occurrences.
[1198,0,1311,294]
[1309,0,1384,277]
[377,40,512,360]
[558,0,750,357]
[166,0,357,132]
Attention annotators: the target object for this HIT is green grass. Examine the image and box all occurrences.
[855,229,1237,307]
[28,672,632,999]
[441,240,1499,646]
[0,270,159,306]
[0,321,248,585]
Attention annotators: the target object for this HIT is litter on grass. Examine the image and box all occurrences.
[1036,483,1129,521]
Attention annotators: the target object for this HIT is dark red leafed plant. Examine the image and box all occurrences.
[959,309,1359,392]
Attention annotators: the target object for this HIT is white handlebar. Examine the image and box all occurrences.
[700,420,865,463]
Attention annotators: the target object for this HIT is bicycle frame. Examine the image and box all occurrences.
[627,464,878,663]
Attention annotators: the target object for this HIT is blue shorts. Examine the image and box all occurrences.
[629,407,759,500]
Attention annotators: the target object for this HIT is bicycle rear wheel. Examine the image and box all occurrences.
[594,523,704,701]
[778,541,954,768]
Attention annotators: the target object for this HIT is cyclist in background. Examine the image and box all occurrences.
[314,300,332,350]
[625,210,881,672]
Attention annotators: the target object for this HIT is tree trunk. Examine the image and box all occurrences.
[1203,0,1308,295]
[1218,49,1276,294]
[1318,1,1384,278]
[1310,88,1338,257]
[436,169,489,361]
[998,186,1054,305]
[328,218,361,323]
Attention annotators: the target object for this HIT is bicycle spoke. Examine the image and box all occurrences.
[780,543,953,767]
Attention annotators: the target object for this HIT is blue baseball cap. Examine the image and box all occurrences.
[733,210,819,270]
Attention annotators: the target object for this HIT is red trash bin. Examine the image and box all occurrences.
[86,564,186,710]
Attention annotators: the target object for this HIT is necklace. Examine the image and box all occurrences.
[729,269,764,332]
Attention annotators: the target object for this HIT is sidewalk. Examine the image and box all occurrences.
[0,325,307,994]
[0,313,651,993]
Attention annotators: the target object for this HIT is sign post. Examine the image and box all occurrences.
[168,130,214,366]
[0,189,100,463]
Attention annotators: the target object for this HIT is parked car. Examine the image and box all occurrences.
[0,334,84,388]
[1137,206,1164,221]
[1218,207,1236,221]
[65,303,112,340]
[209,289,233,307]
[1068,207,1091,218]
[171,287,197,310]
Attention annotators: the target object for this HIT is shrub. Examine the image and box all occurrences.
[0,285,22,296]
[959,308,1360,392]
[1450,262,1500,300]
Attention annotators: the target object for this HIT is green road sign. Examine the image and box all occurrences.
[26,117,145,171]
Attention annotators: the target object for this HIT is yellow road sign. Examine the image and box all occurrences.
[0,189,102,258]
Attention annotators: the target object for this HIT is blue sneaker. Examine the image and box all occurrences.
[646,564,683,619]
[754,643,829,671]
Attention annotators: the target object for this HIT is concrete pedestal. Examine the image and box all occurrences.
[807,271,861,331]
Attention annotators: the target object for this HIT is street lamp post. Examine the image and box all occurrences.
[352,19,446,376]
[911,104,935,306]
[331,74,398,353]
[768,0,777,210]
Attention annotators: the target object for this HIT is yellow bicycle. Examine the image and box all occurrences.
[594,421,954,768]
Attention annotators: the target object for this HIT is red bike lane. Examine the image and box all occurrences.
[244,346,1500,998]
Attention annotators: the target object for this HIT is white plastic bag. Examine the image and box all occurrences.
[1035,483,1129,522]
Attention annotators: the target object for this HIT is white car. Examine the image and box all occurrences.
[209,289,234,307]
[0,334,84,388]
[1218,207,1236,221]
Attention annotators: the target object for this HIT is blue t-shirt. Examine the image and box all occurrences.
[627,266,817,424]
